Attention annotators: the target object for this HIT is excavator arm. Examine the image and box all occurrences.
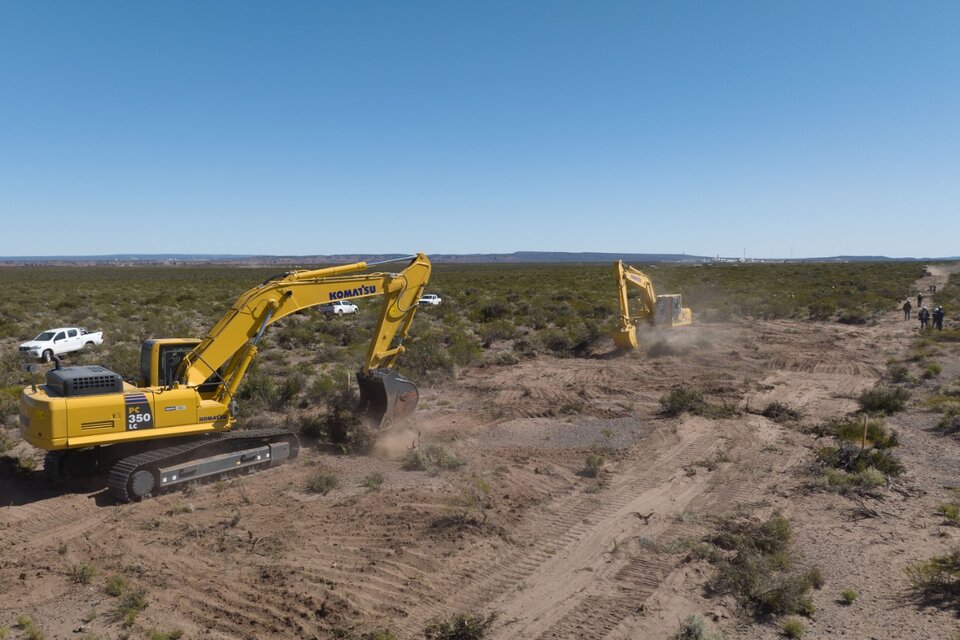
[177,253,431,425]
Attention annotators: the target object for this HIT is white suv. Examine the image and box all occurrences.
[320,301,359,315]
[418,294,442,306]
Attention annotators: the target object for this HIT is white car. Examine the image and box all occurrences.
[418,294,442,306]
[319,301,359,315]
[19,327,104,362]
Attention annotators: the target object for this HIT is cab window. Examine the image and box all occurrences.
[68,329,78,338]
[54,332,66,341]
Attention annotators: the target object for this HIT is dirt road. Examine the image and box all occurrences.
[1,269,958,639]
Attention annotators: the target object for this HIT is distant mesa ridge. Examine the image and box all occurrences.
[0,251,954,265]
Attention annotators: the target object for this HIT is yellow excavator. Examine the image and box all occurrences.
[18,253,431,501]
[612,260,692,350]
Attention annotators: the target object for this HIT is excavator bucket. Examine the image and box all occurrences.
[612,317,639,351]
[356,369,420,429]
[612,326,638,350]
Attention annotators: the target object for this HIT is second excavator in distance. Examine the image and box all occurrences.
[19,253,432,501]
[612,260,693,350]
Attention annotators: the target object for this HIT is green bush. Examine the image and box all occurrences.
[905,549,960,606]
[105,574,126,597]
[401,445,465,473]
[782,617,805,638]
[70,563,95,585]
[833,416,899,450]
[671,614,727,640]
[582,453,605,477]
[423,612,495,640]
[703,515,819,619]
[660,387,707,416]
[840,588,858,604]
[363,472,385,489]
[305,472,339,495]
[816,443,904,478]
[761,402,802,423]
[858,386,910,414]
[114,587,148,626]
[15,614,43,640]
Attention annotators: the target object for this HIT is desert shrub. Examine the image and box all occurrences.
[836,309,869,325]
[941,502,960,525]
[423,612,495,640]
[105,574,126,597]
[807,567,825,589]
[15,614,43,640]
[923,363,943,379]
[401,445,465,473]
[702,515,819,619]
[938,406,960,434]
[670,614,727,640]
[306,373,338,404]
[840,588,858,604]
[359,631,397,640]
[807,300,836,321]
[475,302,510,323]
[295,414,325,438]
[833,416,899,449]
[147,631,184,640]
[782,617,806,638]
[486,350,520,366]
[401,330,455,381]
[858,386,909,414]
[887,364,910,383]
[305,472,338,495]
[582,453,605,477]
[478,319,519,346]
[660,387,707,416]
[0,430,13,454]
[816,443,904,479]
[316,390,373,452]
[362,472,384,489]
[905,548,960,607]
[113,587,148,626]
[70,563,95,584]
[447,326,483,366]
[761,402,802,423]
[661,387,738,418]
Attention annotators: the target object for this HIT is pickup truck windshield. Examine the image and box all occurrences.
[34,332,55,341]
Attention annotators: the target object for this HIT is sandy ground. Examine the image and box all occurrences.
[1,268,958,639]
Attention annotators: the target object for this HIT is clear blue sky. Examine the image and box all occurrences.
[2,1,958,258]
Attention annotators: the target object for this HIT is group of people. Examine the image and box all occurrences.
[902,292,945,330]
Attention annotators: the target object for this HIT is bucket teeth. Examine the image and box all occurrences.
[356,369,420,429]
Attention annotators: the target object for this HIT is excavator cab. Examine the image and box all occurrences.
[654,294,693,327]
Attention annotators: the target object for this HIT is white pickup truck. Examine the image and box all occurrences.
[19,327,104,362]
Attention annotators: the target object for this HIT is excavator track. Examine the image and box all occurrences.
[107,429,299,503]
